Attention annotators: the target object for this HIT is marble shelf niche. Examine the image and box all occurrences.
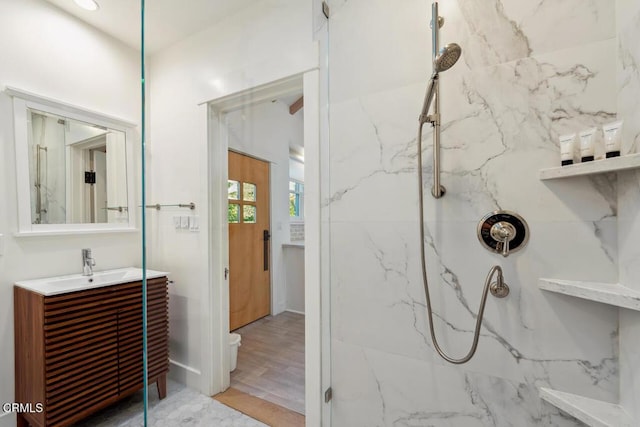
[539,388,633,427]
[538,278,640,311]
[538,279,640,425]
[539,153,640,180]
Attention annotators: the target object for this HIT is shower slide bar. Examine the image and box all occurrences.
[431,1,443,199]
[419,2,461,199]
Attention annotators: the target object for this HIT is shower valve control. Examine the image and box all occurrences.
[477,211,529,257]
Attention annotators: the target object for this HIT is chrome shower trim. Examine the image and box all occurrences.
[436,43,462,72]
[417,122,505,364]
[422,2,461,199]
[418,44,462,125]
[477,210,530,257]
[431,82,444,199]
[490,270,510,298]
[432,2,442,199]
[431,2,439,61]
[418,2,495,365]
[418,75,438,124]
[431,2,442,198]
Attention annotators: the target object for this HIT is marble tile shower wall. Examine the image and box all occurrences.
[328,1,620,426]
[617,0,640,422]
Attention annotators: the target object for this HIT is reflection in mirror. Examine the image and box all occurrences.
[27,108,129,225]
[9,88,136,235]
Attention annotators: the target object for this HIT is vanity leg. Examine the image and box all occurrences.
[16,413,29,427]
[157,374,167,400]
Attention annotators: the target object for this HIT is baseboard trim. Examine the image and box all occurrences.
[168,359,202,391]
[284,309,305,315]
[169,359,201,375]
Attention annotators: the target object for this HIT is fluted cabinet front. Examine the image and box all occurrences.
[14,277,169,427]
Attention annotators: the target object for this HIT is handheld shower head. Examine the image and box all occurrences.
[419,77,438,123]
[434,43,461,73]
[419,43,462,123]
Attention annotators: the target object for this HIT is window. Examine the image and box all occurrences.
[243,182,256,202]
[243,205,257,223]
[228,180,240,200]
[228,204,240,223]
[228,179,258,224]
[289,180,304,218]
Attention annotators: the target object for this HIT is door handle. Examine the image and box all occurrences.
[263,230,270,271]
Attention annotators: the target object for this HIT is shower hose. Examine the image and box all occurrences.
[417,121,503,364]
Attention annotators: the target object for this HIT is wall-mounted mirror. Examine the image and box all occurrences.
[8,87,136,235]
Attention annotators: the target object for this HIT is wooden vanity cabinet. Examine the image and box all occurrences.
[14,277,169,427]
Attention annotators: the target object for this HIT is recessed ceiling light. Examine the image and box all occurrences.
[74,0,99,11]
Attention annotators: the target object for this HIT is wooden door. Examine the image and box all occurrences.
[228,151,271,330]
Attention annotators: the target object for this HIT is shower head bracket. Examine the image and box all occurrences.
[430,16,444,29]
[426,113,440,125]
[431,185,446,198]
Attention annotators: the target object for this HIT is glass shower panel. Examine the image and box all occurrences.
[0,1,147,426]
[141,1,329,425]
[4,1,330,425]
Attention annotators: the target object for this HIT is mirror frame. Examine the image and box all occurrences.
[7,86,137,235]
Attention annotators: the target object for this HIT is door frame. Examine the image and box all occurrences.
[204,70,328,426]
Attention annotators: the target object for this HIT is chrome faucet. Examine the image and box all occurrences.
[82,248,96,276]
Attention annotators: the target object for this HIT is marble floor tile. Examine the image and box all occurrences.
[71,380,266,427]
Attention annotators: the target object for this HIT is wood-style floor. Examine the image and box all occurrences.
[231,311,305,415]
[215,387,304,427]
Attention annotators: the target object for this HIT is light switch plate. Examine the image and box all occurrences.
[180,216,189,229]
[189,216,199,231]
[173,216,181,229]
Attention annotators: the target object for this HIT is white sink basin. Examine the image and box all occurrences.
[15,267,169,296]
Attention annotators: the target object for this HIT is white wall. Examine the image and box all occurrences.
[0,1,140,425]
[147,0,316,393]
[328,0,620,425]
[290,157,305,182]
[226,100,304,315]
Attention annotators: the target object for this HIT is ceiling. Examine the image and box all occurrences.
[44,0,257,53]
[42,0,304,114]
